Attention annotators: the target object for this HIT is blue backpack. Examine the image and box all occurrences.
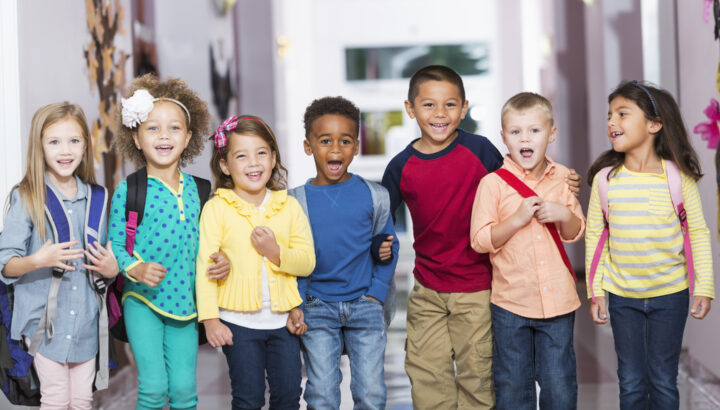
[0,183,108,405]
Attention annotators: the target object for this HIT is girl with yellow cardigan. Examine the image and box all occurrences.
[196,115,315,410]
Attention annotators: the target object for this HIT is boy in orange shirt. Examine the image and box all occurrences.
[470,92,585,409]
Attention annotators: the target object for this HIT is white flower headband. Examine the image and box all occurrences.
[120,89,191,128]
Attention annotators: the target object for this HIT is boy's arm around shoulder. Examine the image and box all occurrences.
[196,198,224,322]
[271,196,315,277]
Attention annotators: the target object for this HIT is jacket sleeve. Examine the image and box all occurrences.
[0,189,33,284]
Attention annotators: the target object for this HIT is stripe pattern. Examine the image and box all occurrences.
[585,164,714,299]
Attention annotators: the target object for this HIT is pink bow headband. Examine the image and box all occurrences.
[211,116,265,156]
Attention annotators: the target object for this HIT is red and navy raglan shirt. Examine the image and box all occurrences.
[382,129,503,293]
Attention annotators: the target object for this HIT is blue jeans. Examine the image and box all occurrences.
[221,321,302,410]
[608,290,689,410]
[491,304,577,410]
[301,295,387,410]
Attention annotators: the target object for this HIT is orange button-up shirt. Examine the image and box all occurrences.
[470,156,585,319]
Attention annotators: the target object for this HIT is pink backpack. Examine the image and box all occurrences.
[587,161,695,302]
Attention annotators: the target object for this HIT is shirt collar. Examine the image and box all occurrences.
[44,174,88,202]
[502,154,557,182]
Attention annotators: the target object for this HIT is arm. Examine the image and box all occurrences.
[370,234,393,265]
[381,159,405,223]
[585,175,609,300]
[195,200,224,322]
[680,174,714,318]
[267,198,315,277]
[367,216,399,303]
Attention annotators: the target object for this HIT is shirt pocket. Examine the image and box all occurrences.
[647,187,674,217]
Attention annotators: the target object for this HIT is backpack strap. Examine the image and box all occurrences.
[494,168,577,282]
[588,166,613,302]
[192,175,211,209]
[357,175,391,237]
[125,167,148,255]
[288,185,309,217]
[665,160,694,296]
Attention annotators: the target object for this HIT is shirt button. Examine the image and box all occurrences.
[269,277,276,283]
[67,209,73,214]
[539,260,544,265]
[66,335,72,340]
[70,310,76,315]
[543,286,548,291]
[263,257,268,261]
[536,235,541,240]
[272,302,279,307]
[72,286,78,291]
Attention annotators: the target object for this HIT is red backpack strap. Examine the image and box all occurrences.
[494,168,577,282]
[665,160,694,296]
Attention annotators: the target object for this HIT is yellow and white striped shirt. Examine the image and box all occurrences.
[586,160,714,299]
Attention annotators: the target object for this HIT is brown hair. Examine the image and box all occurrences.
[113,74,210,167]
[209,115,288,191]
[407,65,466,104]
[9,102,95,238]
[501,92,554,128]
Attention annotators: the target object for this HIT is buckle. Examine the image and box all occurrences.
[678,208,687,222]
[93,277,107,294]
[52,268,65,278]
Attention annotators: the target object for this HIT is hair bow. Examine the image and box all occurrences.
[212,116,240,152]
[693,99,720,149]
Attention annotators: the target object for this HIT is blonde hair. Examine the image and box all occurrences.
[9,102,95,239]
[209,115,288,192]
[501,92,554,128]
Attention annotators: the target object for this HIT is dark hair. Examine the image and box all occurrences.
[303,96,360,138]
[407,65,465,104]
[587,80,702,186]
[114,74,210,167]
[209,115,288,191]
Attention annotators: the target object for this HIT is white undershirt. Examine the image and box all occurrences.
[219,190,288,330]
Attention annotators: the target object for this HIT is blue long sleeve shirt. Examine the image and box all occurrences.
[0,176,105,363]
[297,174,398,303]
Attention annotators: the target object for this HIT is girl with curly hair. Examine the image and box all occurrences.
[107,74,229,410]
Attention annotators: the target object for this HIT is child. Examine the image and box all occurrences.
[586,81,714,409]
[196,115,315,410]
[0,102,119,409]
[470,92,585,409]
[382,65,582,409]
[108,74,229,410]
[287,96,399,410]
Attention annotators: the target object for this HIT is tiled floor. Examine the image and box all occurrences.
[3,290,720,409]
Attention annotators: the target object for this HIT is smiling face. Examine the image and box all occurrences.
[501,106,556,178]
[303,114,359,186]
[220,132,277,205]
[405,80,468,152]
[607,96,661,155]
[42,117,87,185]
[133,100,192,172]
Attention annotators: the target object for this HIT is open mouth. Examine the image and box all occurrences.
[246,171,263,181]
[56,159,74,167]
[327,160,343,173]
[430,123,449,132]
[610,131,624,140]
[155,145,174,155]
[520,148,534,159]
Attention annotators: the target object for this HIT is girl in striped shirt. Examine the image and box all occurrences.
[586,81,714,409]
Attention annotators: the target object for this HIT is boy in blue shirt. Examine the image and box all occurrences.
[287,96,399,409]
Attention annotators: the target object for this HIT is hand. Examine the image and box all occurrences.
[378,236,393,261]
[690,296,712,319]
[203,318,234,348]
[251,226,280,265]
[566,169,582,197]
[32,240,85,271]
[286,307,307,335]
[535,201,571,224]
[83,241,119,278]
[206,250,231,280]
[512,196,542,227]
[590,296,609,325]
[127,262,167,287]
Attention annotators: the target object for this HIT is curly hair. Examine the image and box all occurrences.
[303,96,360,138]
[113,74,210,167]
[210,115,288,192]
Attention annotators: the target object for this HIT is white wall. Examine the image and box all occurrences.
[676,0,720,376]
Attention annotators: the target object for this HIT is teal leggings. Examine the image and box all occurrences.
[124,297,199,410]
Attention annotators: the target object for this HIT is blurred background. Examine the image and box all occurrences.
[1,0,720,408]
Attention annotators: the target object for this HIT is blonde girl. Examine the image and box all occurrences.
[196,115,315,410]
[0,102,119,409]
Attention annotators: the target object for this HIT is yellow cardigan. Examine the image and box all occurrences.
[196,188,315,322]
